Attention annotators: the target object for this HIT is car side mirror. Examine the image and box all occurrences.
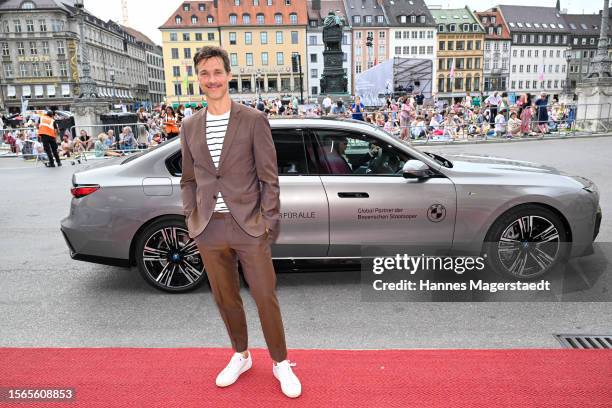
[402,160,431,179]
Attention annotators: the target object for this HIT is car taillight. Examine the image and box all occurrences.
[71,185,100,198]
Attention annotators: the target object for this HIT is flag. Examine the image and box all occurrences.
[449,58,455,80]
[538,64,545,81]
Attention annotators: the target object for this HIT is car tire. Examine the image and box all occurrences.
[483,205,568,280]
[135,216,207,293]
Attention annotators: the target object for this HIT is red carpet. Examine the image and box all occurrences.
[0,348,610,407]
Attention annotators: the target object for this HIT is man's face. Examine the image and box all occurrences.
[196,56,232,101]
[108,130,114,136]
[337,138,348,154]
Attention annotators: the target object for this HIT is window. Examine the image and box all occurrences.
[512,65,516,73]
[438,24,445,32]
[246,53,253,66]
[427,46,433,55]
[170,32,177,41]
[271,130,308,175]
[354,16,361,24]
[171,48,179,59]
[411,15,416,23]
[229,32,236,45]
[448,41,454,50]
[438,41,445,51]
[208,32,214,41]
[257,14,265,24]
[245,32,252,45]
[14,20,22,33]
[291,31,298,44]
[44,62,52,77]
[438,77,445,92]
[511,81,516,89]
[311,68,317,78]
[313,130,410,175]
[420,16,426,24]
[32,63,41,77]
[275,13,283,24]
[261,32,268,44]
[1,42,9,57]
[191,15,198,24]
[59,62,67,76]
[29,41,37,55]
[243,14,250,24]
[230,53,238,66]
[3,63,13,78]
[39,19,47,32]
[449,24,456,32]
[365,15,372,24]
[26,19,34,32]
[262,52,268,65]
[19,63,27,77]
[172,66,180,76]
[276,31,283,44]
[378,15,384,24]
[183,33,190,41]
[277,52,284,65]
[195,33,202,41]
[230,14,237,24]
[183,48,191,58]
[208,16,214,23]
[463,24,469,32]
[175,16,182,24]
[199,3,206,10]
[174,83,182,96]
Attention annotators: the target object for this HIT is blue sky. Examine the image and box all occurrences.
[84,0,607,46]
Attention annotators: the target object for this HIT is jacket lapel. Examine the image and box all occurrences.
[217,100,242,170]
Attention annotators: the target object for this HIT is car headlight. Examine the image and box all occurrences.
[571,176,598,194]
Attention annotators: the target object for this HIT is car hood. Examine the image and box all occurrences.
[436,153,565,175]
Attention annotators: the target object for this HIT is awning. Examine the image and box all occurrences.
[47,85,56,96]
[22,85,31,97]
[7,85,16,97]
[35,85,44,97]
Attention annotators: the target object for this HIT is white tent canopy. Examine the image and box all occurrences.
[355,57,433,106]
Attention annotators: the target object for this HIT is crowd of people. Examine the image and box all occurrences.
[0,90,579,163]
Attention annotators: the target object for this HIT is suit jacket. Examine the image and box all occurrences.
[179,100,280,240]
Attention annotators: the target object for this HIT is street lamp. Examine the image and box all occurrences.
[109,69,115,104]
[256,69,262,100]
[563,50,572,95]
[73,0,98,98]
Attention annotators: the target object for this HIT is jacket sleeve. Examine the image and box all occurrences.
[252,113,280,234]
[179,124,196,218]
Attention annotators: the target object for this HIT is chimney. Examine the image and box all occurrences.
[313,0,321,11]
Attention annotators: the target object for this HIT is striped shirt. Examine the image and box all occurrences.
[206,110,231,212]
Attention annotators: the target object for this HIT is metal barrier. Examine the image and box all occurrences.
[68,122,153,158]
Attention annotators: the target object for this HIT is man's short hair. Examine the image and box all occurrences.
[193,46,231,73]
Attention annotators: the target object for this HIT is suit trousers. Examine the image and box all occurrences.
[194,212,287,362]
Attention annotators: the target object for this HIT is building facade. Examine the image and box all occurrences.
[476,8,511,94]
[562,11,612,91]
[217,0,309,103]
[306,0,351,100]
[0,0,156,113]
[499,5,569,98]
[123,26,166,106]
[159,0,220,107]
[430,7,485,101]
[383,0,437,93]
[342,0,389,95]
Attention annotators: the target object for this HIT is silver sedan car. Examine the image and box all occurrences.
[60,118,602,292]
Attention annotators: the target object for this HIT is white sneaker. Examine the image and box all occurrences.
[215,352,252,387]
[273,360,302,398]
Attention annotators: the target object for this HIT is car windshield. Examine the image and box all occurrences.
[121,138,176,164]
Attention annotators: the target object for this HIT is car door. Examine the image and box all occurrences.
[312,128,456,257]
[270,127,329,258]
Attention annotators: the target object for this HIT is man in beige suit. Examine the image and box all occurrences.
[180,46,301,398]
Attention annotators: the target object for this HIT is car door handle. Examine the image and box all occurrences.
[338,192,369,198]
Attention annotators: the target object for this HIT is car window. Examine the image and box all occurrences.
[313,129,410,175]
[271,129,308,175]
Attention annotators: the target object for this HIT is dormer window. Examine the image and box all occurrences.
[496,26,502,35]
[198,3,206,11]
[175,15,182,24]
[353,16,361,24]
[482,16,488,23]
[183,3,190,11]
[449,24,456,32]
[410,15,416,23]
[21,1,36,9]
[419,15,425,23]
[472,24,478,31]
[490,16,496,23]
[488,26,493,35]
[438,24,445,32]
[462,23,469,31]
[400,15,406,23]
[365,15,372,24]
[191,15,198,24]
[207,15,214,23]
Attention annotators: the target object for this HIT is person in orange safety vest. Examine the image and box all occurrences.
[38,110,61,167]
